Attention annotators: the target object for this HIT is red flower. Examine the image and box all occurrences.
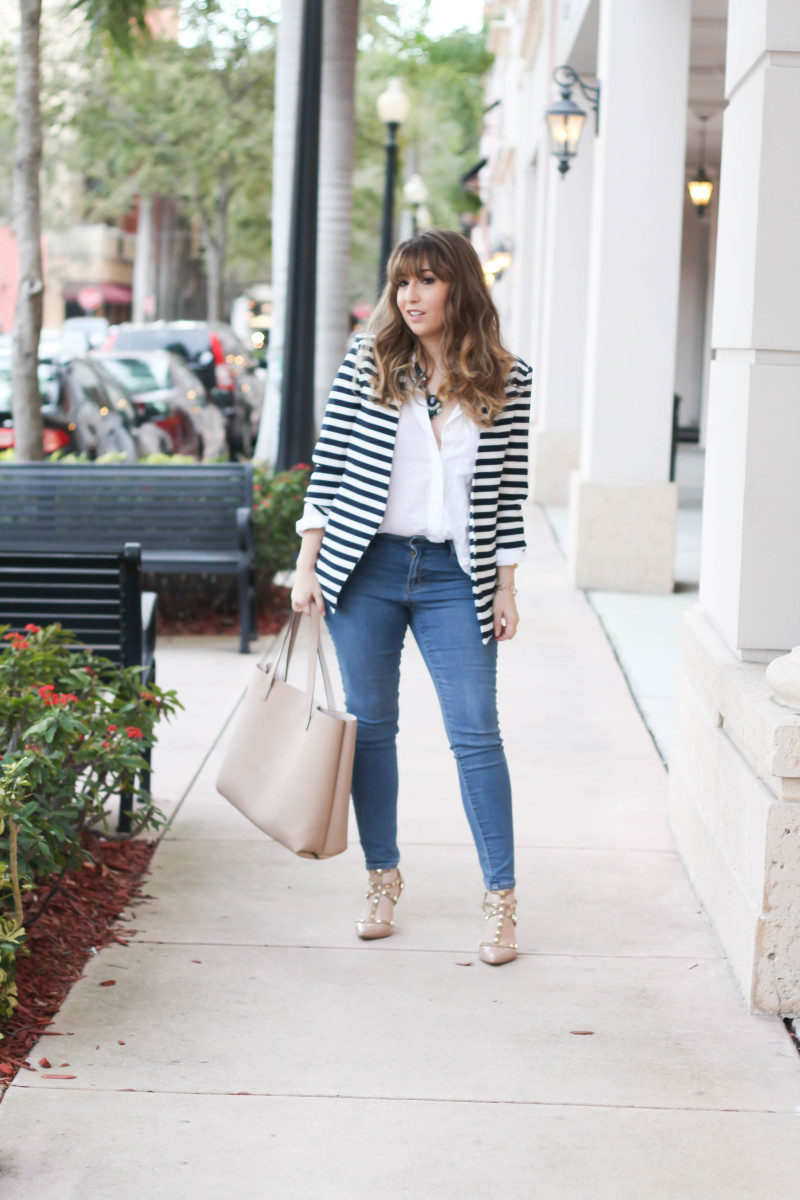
[24,623,41,633]
[4,632,30,649]
[101,740,111,750]
[84,666,95,676]
[38,684,55,696]
[107,724,118,733]
[140,691,155,702]
[126,726,143,739]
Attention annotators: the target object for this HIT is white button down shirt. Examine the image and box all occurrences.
[296,388,525,574]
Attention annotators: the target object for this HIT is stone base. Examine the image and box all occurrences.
[668,606,800,1015]
[531,429,581,505]
[567,474,678,592]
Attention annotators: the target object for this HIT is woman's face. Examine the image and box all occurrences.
[396,261,449,342]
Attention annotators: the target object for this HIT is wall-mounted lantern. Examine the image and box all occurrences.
[687,116,714,215]
[545,65,600,177]
[483,244,513,287]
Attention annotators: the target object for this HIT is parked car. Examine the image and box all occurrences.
[103,321,262,457]
[0,351,169,460]
[62,315,111,351]
[93,349,227,460]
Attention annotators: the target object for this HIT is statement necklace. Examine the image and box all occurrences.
[412,362,444,419]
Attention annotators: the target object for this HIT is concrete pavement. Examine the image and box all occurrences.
[1,502,799,1199]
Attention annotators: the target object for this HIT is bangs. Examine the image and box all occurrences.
[387,238,452,288]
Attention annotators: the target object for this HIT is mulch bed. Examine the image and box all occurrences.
[0,833,156,1099]
[147,576,292,639]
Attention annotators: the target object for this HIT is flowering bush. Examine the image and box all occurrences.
[0,624,181,1025]
[252,461,312,581]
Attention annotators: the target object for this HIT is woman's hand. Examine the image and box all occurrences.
[291,567,326,616]
[493,590,518,641]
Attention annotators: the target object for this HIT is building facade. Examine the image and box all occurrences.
[481,0,800,1015]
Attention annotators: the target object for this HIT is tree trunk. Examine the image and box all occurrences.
[254,0,359,463]
[315,0,359,426]
[11,0,45,462]
[200,187,229,322]
[254,0,302,465]
[132,194,156,322]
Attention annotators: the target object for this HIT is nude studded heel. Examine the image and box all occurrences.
[478,888,518,965]
[356,867,404,940]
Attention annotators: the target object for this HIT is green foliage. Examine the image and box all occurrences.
[69,2,275,302]
[0,624,182,1026]
[351,3,491,303]
[252,461,311,580]
[70,0,150,52]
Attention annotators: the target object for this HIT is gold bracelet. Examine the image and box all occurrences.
[495,582,518,595]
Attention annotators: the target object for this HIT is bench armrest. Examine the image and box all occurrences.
[236,505,254,558]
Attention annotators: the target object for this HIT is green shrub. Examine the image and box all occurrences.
[0,624,181,1027]
[252,461,312,581]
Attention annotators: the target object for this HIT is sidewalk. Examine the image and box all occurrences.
[2,503,800,1199]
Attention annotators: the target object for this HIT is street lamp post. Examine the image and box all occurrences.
[403,173,428,236]
[276,0,323,472]
[376,78,410,296]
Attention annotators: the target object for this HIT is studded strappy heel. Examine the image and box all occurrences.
[479,888,518,965]
[356,867,405,940]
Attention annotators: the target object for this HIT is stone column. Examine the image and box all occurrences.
[668,0,800,1015]
[567,0,691,591]
[533,125,593,504]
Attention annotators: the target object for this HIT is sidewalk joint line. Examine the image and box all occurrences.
[129,939,722,961]
[8,1083,794,1115]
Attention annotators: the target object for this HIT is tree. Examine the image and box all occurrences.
[71,6,275,321]
[11,0,148,462]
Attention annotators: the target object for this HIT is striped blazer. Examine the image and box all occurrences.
[303,334,533,644]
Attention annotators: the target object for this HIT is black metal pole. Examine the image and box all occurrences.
[377,121,399,297]
[276,0,322,472]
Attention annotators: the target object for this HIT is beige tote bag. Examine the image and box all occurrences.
[215,608,356,858]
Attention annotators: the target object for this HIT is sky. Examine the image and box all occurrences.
[422,0,485,34]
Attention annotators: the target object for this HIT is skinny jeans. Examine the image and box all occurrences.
[323,531,515,890]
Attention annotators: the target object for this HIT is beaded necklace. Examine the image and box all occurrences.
[412,361,445,419]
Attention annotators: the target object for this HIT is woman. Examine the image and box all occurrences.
[291,229,532,966]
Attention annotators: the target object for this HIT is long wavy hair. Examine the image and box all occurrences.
[363,229,515,426]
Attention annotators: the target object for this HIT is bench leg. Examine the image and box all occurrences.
[238,567,250,653]
[249,571,257,642]
[118,777,133,834]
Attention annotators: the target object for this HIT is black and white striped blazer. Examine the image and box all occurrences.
[303,334,533,644]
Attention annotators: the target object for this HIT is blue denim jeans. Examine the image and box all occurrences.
[324,532,515,890]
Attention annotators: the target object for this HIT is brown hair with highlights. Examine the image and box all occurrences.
[364,229,515,426]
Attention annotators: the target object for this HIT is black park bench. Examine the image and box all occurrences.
[0,543,156,831]
[0,463,256,653]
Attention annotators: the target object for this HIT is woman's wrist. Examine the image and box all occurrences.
[296,528,324,573]
[495,562,518,596]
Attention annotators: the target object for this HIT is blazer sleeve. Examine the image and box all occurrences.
[495,361,533,561]
[301,337,363,519]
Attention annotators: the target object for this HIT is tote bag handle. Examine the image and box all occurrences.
[260,608,336,727]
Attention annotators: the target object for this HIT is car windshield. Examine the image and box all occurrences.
[101,356,169,394]
[0,358,59,415]
[113,327,209,360]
